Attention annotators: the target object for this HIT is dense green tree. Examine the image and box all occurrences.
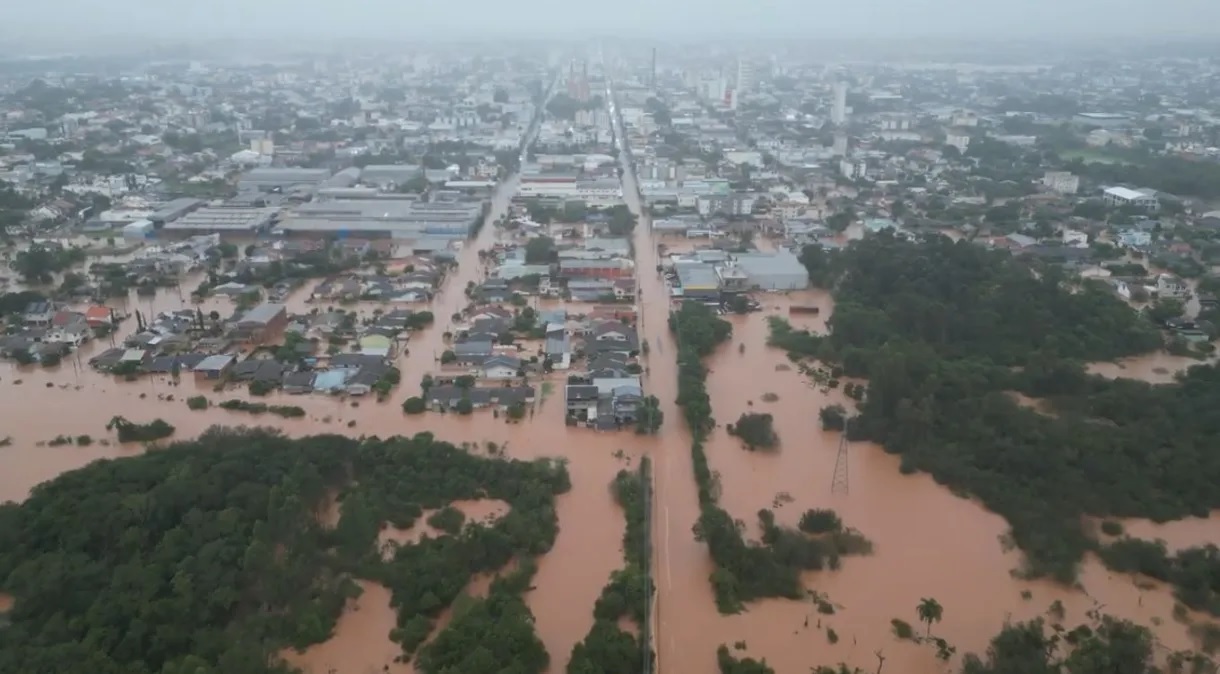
[634,395,663,434]
[727,413,778,450]
[525,236,556,264]
[917,597,943,636]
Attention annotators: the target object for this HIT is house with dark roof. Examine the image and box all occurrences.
[230,358,289,383]
[193,354,235,379]
[583,320,640,355]
[282,371,316,394]
[23,301,55,327]
[479,354,522,380]
[234,303,288,343]
[345,365,388,396]
[565,374,644,430]
[453,340,494,365]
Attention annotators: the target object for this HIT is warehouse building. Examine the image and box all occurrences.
[733,248,809,291]
[162,206,280,235]
[149,198,204,226]
[674,264,721,301]
[238,168,333,193]
[276,198,483,239]
[360,164,423,188]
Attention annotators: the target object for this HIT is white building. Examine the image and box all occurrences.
[1155,273,1190,299]
[1042,171,1080,195]
[839,159,867,180]
[946,131,971,154]
[518,176,578,198]
[736,58,756,97]
[1062,229,1089,248]
[832,134,848,156]
[831,82,848,125]
[1103,186,1159,211]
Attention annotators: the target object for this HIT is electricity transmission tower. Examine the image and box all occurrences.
[830,431,850,494]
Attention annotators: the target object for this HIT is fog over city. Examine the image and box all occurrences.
[4,0,1220,45]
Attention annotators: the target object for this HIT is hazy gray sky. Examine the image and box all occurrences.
[6,0,1220,41]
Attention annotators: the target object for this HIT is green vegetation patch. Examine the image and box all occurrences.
[0,428,569,674]
[780,234,1220,582]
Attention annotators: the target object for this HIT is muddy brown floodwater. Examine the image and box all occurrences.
[606,131,1220,673]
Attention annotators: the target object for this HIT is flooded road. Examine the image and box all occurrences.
[604,79,1220,674]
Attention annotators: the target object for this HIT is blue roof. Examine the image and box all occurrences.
[313,370,351,391]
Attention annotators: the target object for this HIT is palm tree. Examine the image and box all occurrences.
[916,597,943,637]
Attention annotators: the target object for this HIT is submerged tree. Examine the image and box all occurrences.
[917,597,943,637]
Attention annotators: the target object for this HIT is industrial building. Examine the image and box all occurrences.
[1102,186,1160,211]
[149,198,204,226]
[276,198,483,239]
[733,248,810,290]
[162,206,280,235]
[674,264,721,301]
[360,164,423,188]
[237,168,333,194]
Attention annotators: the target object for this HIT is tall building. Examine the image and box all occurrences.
[833,133,848,157]
[650,47,657,89]
[736,58,755,97]
[831,82,848,125]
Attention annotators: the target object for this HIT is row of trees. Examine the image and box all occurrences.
[0,428,570,674]
[787,232,1220,582]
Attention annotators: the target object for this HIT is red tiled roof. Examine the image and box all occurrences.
[85,306,112,323]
